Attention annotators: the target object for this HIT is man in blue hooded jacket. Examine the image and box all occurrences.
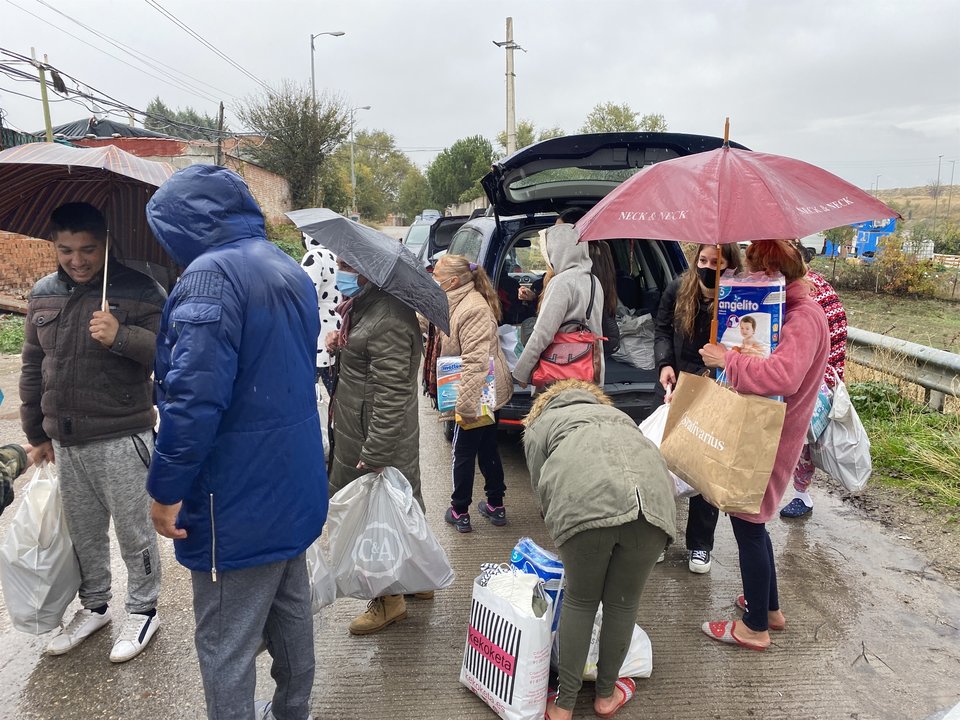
[146,165,327,720]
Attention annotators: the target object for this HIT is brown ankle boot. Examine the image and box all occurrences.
[412,590,434,600]
[348,595,407,635]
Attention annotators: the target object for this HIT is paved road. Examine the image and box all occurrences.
[1,371,959,719]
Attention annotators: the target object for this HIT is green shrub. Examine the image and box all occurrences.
[0,314,25,355]
[851,380,960,507]
[266,222,304,260]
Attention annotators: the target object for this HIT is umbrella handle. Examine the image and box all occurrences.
[100,232,110,312]
[710,258,722,344]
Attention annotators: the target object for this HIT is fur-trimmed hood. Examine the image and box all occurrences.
[523,379,611,429]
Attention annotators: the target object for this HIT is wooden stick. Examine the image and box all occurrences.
[723,117,730,144]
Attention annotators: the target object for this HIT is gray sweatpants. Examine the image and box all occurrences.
[53,432,160,614]
[192,555,315,720]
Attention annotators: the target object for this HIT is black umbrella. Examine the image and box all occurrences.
[287,208,450,334]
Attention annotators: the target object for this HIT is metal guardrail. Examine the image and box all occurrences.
[846,326,960,411]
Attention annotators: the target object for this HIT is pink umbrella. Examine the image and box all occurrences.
[576,128,899,340]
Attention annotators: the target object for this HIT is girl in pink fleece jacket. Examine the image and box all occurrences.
[698,239,829,651]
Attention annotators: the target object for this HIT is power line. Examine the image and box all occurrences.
[31,0,235,101]
[142,0,272,94]
[3,0,223,105]
[0,48,230,138]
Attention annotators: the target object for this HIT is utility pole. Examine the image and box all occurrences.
[933,154,943,234]
[946,159,956,221]
[493,18,524,156]
[875,174,881,198]
[215,101,225,166]
[32,48,53,142]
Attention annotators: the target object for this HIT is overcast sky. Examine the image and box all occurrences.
[1,0,958,191]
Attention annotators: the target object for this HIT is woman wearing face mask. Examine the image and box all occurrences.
[323,258,427,636]
[652,243,743,573]
[432,255,513,533]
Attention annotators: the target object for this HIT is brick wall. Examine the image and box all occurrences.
[0,232,56,299]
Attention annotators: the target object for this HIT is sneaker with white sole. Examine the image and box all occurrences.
[656,550,666,563]
[254,699,314,720]
[109,611,159,663]
[688,549,712,574]
[46,607,112,656]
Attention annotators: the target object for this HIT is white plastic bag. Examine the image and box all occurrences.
[498,325,521,372]
[327,467,455,599]
[551,603,653,680]
[809,377,872,492]
[460,572,553,720]
[639,405,697,498]
[0,464,81,634]
[304,538,336,614]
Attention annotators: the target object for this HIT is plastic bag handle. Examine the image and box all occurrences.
[34,463,61,551]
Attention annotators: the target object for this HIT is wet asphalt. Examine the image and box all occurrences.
[1,385,959,720]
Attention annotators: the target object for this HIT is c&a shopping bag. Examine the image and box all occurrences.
[659,372,786,514]
[0,464,81,634]
[460,569,553,720]
[304,538,336,613]
[327,467,455,598]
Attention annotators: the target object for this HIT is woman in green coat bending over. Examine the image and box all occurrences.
[523,379,676,720]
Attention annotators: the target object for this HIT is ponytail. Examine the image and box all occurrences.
[435,254,502,322]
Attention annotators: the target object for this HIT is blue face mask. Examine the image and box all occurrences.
[335,270,361,298]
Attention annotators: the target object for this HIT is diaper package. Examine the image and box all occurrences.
[437,356,497,414]
[717,272,785,360]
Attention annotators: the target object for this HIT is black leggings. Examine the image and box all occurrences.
[450,416,505,514]
[730,516,779,632]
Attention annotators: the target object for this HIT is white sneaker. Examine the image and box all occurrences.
[109,611,159,663]
[688,549,712,574]
[656,550,666,564]
[255,699,314,720]
[46,607,113,655]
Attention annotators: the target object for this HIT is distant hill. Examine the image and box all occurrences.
[877,185,959,227]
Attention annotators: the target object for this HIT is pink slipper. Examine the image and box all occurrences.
[595,677,636,719]
[702,620,769,651]
[735,594,786,631]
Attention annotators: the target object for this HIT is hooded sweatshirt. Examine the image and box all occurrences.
[145,165,327,574]
[513,224,604,384]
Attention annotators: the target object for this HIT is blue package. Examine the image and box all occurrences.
[510,537,564,632]
[717,272,785,359]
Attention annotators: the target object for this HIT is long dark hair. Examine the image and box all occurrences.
[674,243,743,338]
[588,242,618,316]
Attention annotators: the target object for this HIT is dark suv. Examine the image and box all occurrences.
[445,132,747,429]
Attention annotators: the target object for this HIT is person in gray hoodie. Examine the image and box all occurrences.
[512,223,604,386]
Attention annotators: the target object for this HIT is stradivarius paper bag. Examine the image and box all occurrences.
[660,372,786,514]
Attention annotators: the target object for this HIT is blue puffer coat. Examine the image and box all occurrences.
[145,165,327,575]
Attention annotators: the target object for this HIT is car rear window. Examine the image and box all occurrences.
[447,226,484,262]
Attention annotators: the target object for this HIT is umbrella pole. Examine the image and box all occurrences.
[710,256,722,344]
[723,117,730,145]
[101,231,110,311]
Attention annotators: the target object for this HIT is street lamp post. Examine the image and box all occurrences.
[350,105,371,216]
[310,31,345,106]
